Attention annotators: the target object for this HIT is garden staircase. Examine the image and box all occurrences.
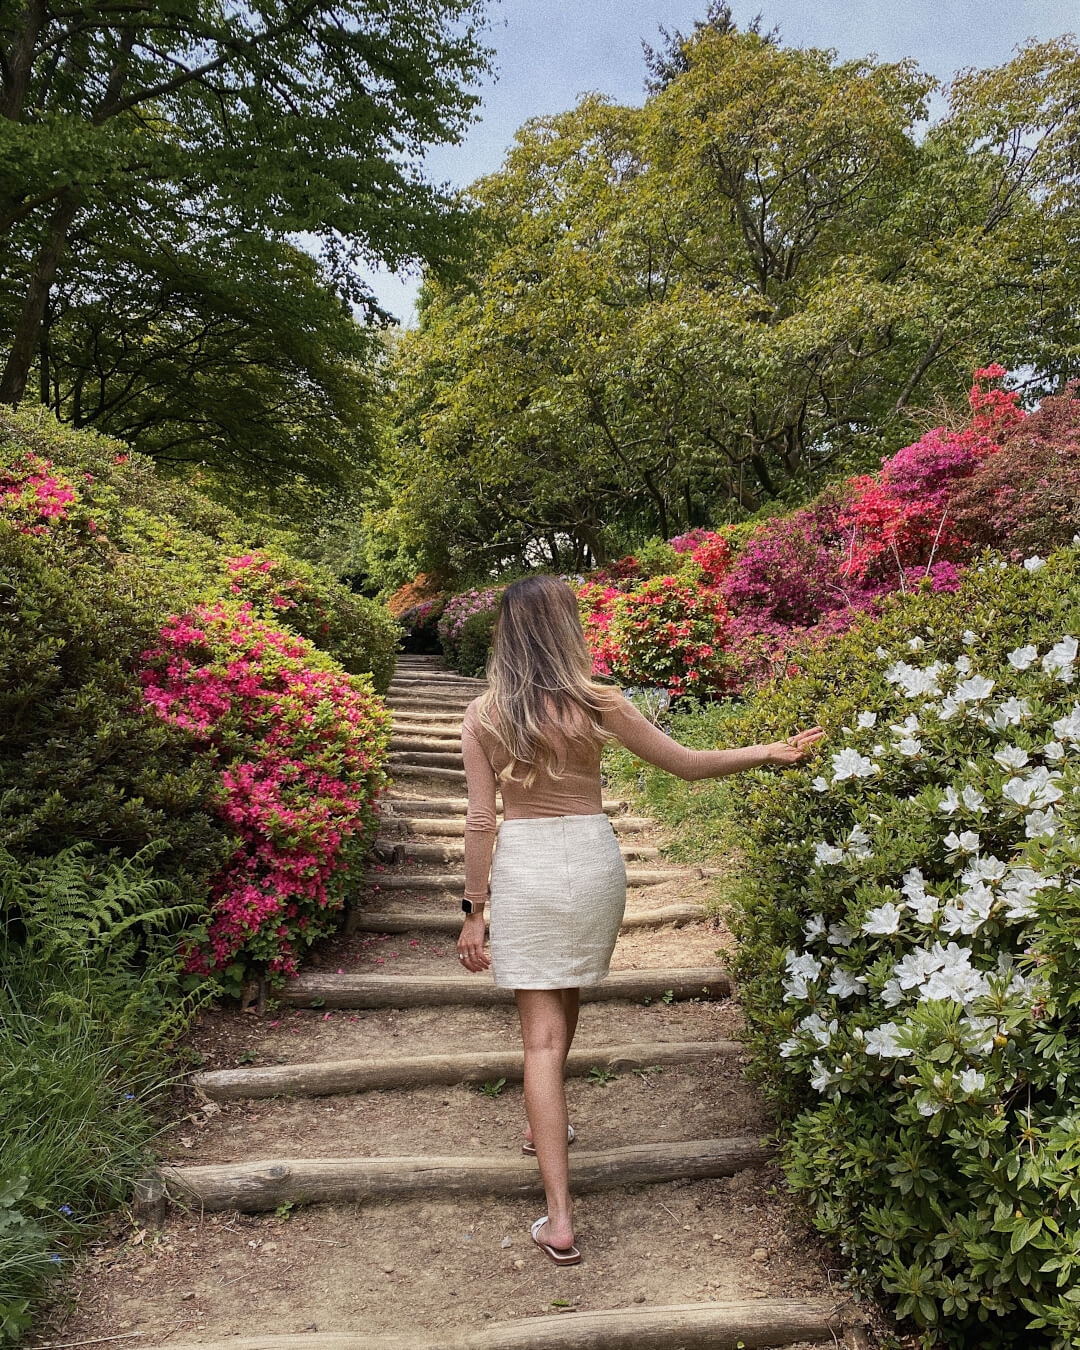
[84,655,865,1350]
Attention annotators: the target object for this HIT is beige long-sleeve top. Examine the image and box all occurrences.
[460,691,770,903]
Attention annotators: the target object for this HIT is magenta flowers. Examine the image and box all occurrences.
[139,601,391,981]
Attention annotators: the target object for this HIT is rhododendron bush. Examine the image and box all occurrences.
[722,546,1080,1348]
[2,408,396,992]
[140,604,390,983]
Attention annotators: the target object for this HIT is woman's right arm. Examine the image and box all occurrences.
[602,693,821,780]
[461,706,498,905]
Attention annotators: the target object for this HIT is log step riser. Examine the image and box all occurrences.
[192,1038,738,1100]
[158,1136,770,1212]
[343,902,704,936]
[279,966,730,1009]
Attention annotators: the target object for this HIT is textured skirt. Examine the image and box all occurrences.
[488,813,627,990]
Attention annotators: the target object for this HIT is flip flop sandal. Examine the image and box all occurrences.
[531,1216,581,1266]
[522,1123,575,1156]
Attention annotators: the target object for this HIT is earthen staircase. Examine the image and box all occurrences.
[78,654,865,1350]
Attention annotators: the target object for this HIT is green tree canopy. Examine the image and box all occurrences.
[371,25,1080,583]
[0,0,490,510]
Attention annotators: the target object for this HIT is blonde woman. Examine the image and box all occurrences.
[457,575,823,1265]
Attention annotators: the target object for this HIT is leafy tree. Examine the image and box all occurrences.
[0,0,490,500]
[374,27,1080,577]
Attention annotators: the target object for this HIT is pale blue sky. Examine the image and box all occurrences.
[362,0,1077,324]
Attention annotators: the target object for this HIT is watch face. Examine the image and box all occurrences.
[461,899,472,913]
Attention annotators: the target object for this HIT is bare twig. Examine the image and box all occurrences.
[35,1335,146,1349]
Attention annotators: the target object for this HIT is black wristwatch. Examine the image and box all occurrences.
[462,898,477,915]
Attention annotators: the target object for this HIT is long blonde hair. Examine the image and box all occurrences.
[477,575,617,789]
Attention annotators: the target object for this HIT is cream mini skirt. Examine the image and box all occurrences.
[488,813,627,990]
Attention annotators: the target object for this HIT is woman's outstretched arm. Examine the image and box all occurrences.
[602,693,823,780]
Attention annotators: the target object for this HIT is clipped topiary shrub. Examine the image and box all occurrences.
[455,606,498,677]
[719,544,1080,1348]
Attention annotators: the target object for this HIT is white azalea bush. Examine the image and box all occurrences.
[724,544,1080,1348]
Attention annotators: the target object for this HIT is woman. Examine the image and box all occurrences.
[457,575,823,1266]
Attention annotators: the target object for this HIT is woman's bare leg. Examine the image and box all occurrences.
[523,987,579,1149]
[515,988,575,1249]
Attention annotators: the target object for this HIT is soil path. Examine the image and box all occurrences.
[39,655,868,1350]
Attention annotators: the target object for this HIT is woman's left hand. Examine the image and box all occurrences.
[457,912,490,973]
[765,726,827,764]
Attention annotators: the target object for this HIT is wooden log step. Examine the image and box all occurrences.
[388,680,485,693]
[389,813,652,836]
[345,901,704,935]
[373,837,660,863]
[157,1134,768,1212]
[132,1297,856,1350]
[390,735,462,752]
[193,1037,738,1100]
[367,867,689,892]
[387,764,467,781]
[388,702,472,712]
[389,750,463,768]
[386,795,630,816]
[278,966,730,1008]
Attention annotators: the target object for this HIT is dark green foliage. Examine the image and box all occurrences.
[454,608,498,677]
[0,844,207,1342]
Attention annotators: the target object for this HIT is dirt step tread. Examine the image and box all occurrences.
[133,1297,859,1350]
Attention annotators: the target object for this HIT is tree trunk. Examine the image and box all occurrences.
[1,190,80,406]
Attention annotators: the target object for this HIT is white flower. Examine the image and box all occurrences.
[939,787,961,815]
[828,967,867,998]
[908,636,925,651]
[814,842,844,866]
[800,1013,837,1046]
[993,698,1031,729]
[918,1097,944,1116]
[961,1014,997,1055]
[1043,741,1066,763]
[875,646,890,660]
[809,1057,842,1096]
[936,694,961,720]
[831,748,879,782]
[804,912,826,939]
[811,775,830,792]
[890,715,921,737]
[1026,808,1057,840]
[1001,868,1052,921]
[847,824,873,860]
[941,882,994,936]
[783,973,812,1001]
[961,785,987,813]
[881,978,905,1007]
[827,922,857,947]
[958,1068,986,1093]
[962,630,978,645]
[862,902,902,936]
[1023,555,1047,572]
[919,942,991,1004]
[960,855,1007,886]
[1042,636,1078,682]
[955,655,973,676]
[954,675,996,704]
[864,1021,912,1057]
[901,868,939,924]
[856,711,877,729]
[1052,707,1080,744]
[779,1036,801,1059]
[1003,767,1064,811]
[785,950,823,980]
[944,830,980,854]
[872,742,886,756]
[1007,644,1038,671]
[897,737,922,757]
[994,745,1030,770]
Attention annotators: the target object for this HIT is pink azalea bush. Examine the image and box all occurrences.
[438,584,506,667]
[1,451,87,536]
[139,601,391,984]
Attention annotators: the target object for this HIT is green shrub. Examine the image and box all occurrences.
[715,547,1080,1347]
[455,606,498,677]
[0,844,204,1343]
